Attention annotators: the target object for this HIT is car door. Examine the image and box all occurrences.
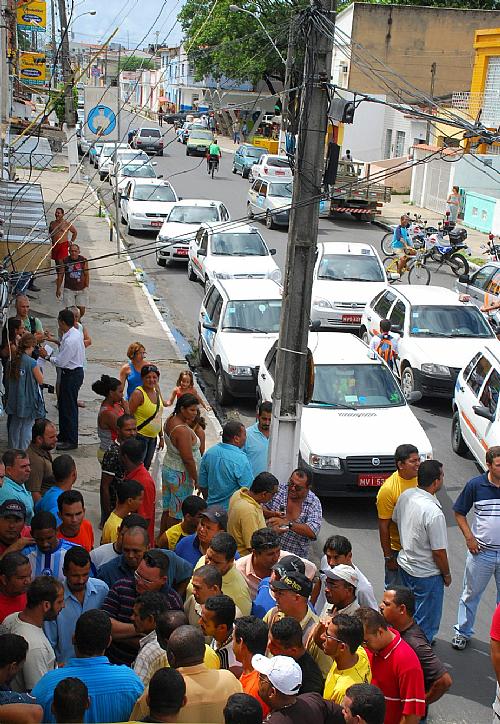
[460,353,493,461]
[365,290,397,339]
[258,342,277,402]
[196,230,210,281]
[205,290,223,367]
[190,227,204,278]
[463,265,498,306]
[235,147,243,173]
[388,299,407,377]
[200,287,218,367]
[120,181,133,219]
[248,179,261,213]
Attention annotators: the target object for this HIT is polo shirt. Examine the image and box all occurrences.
[242,422,269,477]
[393,487,448,577]
[228,488,266,556]
[96,549,193,590]
[453,472,500,550]
[199,442,254,509]
[252,575,275,618]
[125,464,156,543]
[0,592,27,623]
[44,577,109,663]
[34,485,62,523]
[90,542,119,569]
[57,519,94,552]
[175,533,203,566]
[400,622,447,691]
[23,539,76,580]
[266,692,344,724]
[31,655,144,723]
[190,556,252,615]
[376,471,417,552]
[26,443,54,496]
[323,646,371,704]
[0,477,34,523]
[100,510,122,544]
[158,521,186,550]
[240,668,271,717]
[366,628,426,724]
[3,612,55,692]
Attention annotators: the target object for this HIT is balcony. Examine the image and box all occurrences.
[451,91,500,129]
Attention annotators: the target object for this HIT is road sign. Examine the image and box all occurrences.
[84,87,119,141]
[87,105,116,137]
[19,51,46,85]
[16,0,46,32]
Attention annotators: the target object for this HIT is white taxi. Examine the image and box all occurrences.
[248,154,292,183]
[120,179,178,234]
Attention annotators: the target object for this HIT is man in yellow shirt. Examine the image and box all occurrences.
[376,444,421,587]
[156,495,207,550]
[228,472,278,555]
[100,479,143,544]
[320,613,371,705]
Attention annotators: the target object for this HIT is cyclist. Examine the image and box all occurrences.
[392,214,415,275]
[206,138,222,174]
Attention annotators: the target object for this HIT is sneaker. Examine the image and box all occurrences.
[451,633,468,650]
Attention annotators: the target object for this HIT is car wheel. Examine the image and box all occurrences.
[126,220,135,237]
[187,260,197,281]
[242,168,250,179]
[452,411,468,456]
[156,252,166,267]
[99,173,106,181]
[198,334,209,368]
[232,165,237,174]
[216,365,233,406]
[401,365,422,401]
[265,211,276,230]
[360,327,369,345]
[157,150,163,157]
[247,203,254,219]
[186,148,190,156]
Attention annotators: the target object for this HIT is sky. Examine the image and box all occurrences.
[69,0,182,49]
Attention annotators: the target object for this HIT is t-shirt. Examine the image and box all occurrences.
[125,465,156,544]
[157,522,186,550]
[453,473,500,550]
[400,622,447,691]
[101,511,123,544]
[323,646,372,704]
[266,692,344,724]
[34,485,62,523]
[228,487,266,556]
[23,539,76,580]
[376,471,417,551]
[240,668,271,717]
[57,519,94,552]
[190,557,252,616]
[0,592,27,623]
[296,651,325,695]
[63,255,87,291]
[90,542,119,569]
[2,612,55,692]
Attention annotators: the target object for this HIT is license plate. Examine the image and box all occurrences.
[175,248,188,256]
[151,221,162,227]
[197,146,205,151]
[275,170,286,175]
[358,473,390,487]
[342,314,361,324]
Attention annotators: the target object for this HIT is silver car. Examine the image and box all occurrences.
[132,127,164,156]
[455,262,500,326]
[247,178,328,230]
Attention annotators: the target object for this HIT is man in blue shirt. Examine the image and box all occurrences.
[199,421,253,509]
[243,401,272,477]
[44,546,108,663]
[0,451,34,523]
[391,214,414,275]
[34,454,76,525]
[32,609,144,723]
[175,506,228,567]
[23,511,75,580]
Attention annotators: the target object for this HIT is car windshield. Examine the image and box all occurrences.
[190,130,213,141]
[409,305,494,338]
[309,364,404,409]
[245,147,266,158]
[120,164,156,178]
[133,185,176,201]
[101,147,114,157]
[269,182,293,198]
[169,205,220,223]
[211,232,268,256]
[222,299,282,333]
[267,158,290,168]
[317,253,384,282]
[140,129,160,138]
[117,151,147,163]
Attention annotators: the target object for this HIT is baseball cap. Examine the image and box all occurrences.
[322,564,359,589]
[271,571,312,598]
[201,505,228,530]
[272,554,305,578]
[0,500,26,520]
[251,654,302,695]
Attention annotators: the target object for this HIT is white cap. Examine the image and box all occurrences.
[251,654,302,695]
[322,564,359,589]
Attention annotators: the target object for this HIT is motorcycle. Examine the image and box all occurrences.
[481,233,500,262]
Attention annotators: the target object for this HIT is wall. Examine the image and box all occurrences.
[463,191,497,233]
[368,157,412,192]
[345,4,500,97]
[452,154,500,198]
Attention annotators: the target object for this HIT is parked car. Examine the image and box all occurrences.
[257,331,432,497]
[188,222,281,289]
[132,127,164,155]
[248,154,292,183]
[120,179,178,235]
[232,144,267,178]
[97,142,129,180]
[114,160,158,198]
[452,344,500,470]
[89,141,105,168]
[156,199,230,266]
[109,149,149,184]
[455,262,500,329]
[360,285,499,400]
[165,112,187,125]
[311,242,387,330]
[198,279,282,404]
[186,128,214,156]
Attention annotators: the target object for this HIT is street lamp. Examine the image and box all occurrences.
[229,5,286,65]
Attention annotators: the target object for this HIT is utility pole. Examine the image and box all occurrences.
[0,0,10,173]
[57,0,79,181]
[268,0,335,483]
[425,61,437,144]
[50,0,57,89]
[114,44,121,258]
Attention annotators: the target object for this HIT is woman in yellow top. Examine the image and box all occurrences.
[128,364,164,470]
[100,478,144,544]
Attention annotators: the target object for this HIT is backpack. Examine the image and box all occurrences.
[376,334,396,365]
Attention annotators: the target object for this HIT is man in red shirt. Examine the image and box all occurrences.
[490,603,500,722]
[0,552,31,622]
[0,500,33,558]
[355,607,426,724]
[57,490,94,552]
[122,438,156,544]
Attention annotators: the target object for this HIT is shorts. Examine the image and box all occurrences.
[393,247,405,257]
[63,288,89,308]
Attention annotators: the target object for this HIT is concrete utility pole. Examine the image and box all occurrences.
[0,0,10,172]
[57,0,79,181]
[268,0,335,483]
[50,0,57,88]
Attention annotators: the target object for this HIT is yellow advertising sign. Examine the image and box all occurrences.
[16,1,46,32]
[19,51,47,85]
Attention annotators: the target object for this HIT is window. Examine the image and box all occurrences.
[463,353,482,382]
[374,291,396,319]
[384,129,392,158]
[265,343,278,380]
[481,368,500,417]
[200,231,209,253]
[389,300,406,330]
[252,180,262,194]
[395,131,405,157]
[220,205,229,221]
[212,296,223,327]
[195,227,204,244]
[204,287,218,318]
[467,356,492,397]
[470,265,497,292]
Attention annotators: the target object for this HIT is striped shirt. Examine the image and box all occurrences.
[453,473,500,550]
[265,483,323,557]
[23,539,76,581]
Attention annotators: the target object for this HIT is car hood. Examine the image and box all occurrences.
[301,405,432,456]
[219,332,280,365]
[188,137,212,146]
[267,197,291,211]
[312,279,387,303]
[129,200,176,215]
[405,335,498,367]
[157,222,199,243]
[206,255,279,276]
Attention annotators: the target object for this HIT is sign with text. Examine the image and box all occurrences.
[19,51,46,85]
[16,0,46,32]
[84,86,119,141]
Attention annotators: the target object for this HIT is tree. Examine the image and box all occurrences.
[118,55,155,72]
[50,86,78,125]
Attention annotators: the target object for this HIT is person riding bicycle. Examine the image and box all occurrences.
[207,139,222,174]
[392,214,415,275]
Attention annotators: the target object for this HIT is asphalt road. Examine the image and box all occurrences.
[87,114,495,723]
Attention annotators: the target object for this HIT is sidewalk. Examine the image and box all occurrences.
[3,167,221,534]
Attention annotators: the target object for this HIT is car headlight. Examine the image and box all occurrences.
[309,454,341,470]
[227,365,253,376]
[312,297,332,309]
[157,237,172,245]
[421,363,451,376]
[213,272,232,280]
[270,268,282,283]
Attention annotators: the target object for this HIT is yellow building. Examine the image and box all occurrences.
[466,28,500,153]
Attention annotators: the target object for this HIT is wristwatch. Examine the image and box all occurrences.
[287,521,294,531]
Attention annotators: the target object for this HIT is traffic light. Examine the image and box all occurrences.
[323,142,340,186]
[341,101,355,124]
[274,99,282,116]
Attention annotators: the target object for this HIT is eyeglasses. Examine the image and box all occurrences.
[287,481,306,491]
[324,633,344,643]
[134,569,159,586]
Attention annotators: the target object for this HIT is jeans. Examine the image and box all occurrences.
[400,569,444,643]
[8,416,35,450]
[58,367,84,446]
[233,131,240,144]
[455,548,500,639]
[137,433,157,470]
[385,553,402,589]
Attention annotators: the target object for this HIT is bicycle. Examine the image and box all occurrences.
[207,155,219,179]
[383,247,431,285]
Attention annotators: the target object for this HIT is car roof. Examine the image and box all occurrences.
[388,284,467,306]
[202,222,258,234]
[307,331,380,365]
[319,241,378,256]
[171,199,221,207]
[138,127,160,132]
[216,279,282,301]
[130,178,170,187]
[264,155,289,162]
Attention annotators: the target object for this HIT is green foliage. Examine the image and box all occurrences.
[338,0,498,8]
[119,55,155,72]
[49,86,78,125]
[17,30,31,51]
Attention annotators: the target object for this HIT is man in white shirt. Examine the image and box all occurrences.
[41,309,85,451]
[392,459,450,644]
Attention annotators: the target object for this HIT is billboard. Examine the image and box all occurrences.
[84,86,119,141]
[16,1,46,32]
[19,51,47,85]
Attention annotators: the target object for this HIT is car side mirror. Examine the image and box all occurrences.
[473,404,495,422]
[178,196,183,200]
[198,248,206,256]
[157,174,163,178]
[458,273,470,283]
[202,320,217,331]
[269,248,276,256]
[407,391,422,403]
[152,162,158,166]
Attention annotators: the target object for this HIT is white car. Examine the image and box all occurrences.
[187,222,281,288]
[198,279,282,404]
[97,142,129,180]
[108,149,149,184]
[120,179,178,234]
[452,344,500,470]
[257,331,432,497]
[360,285,499,400]
[311,242,387,330]
[114,159,158,198]
[248,154,292,183]
[156,199,230,267]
